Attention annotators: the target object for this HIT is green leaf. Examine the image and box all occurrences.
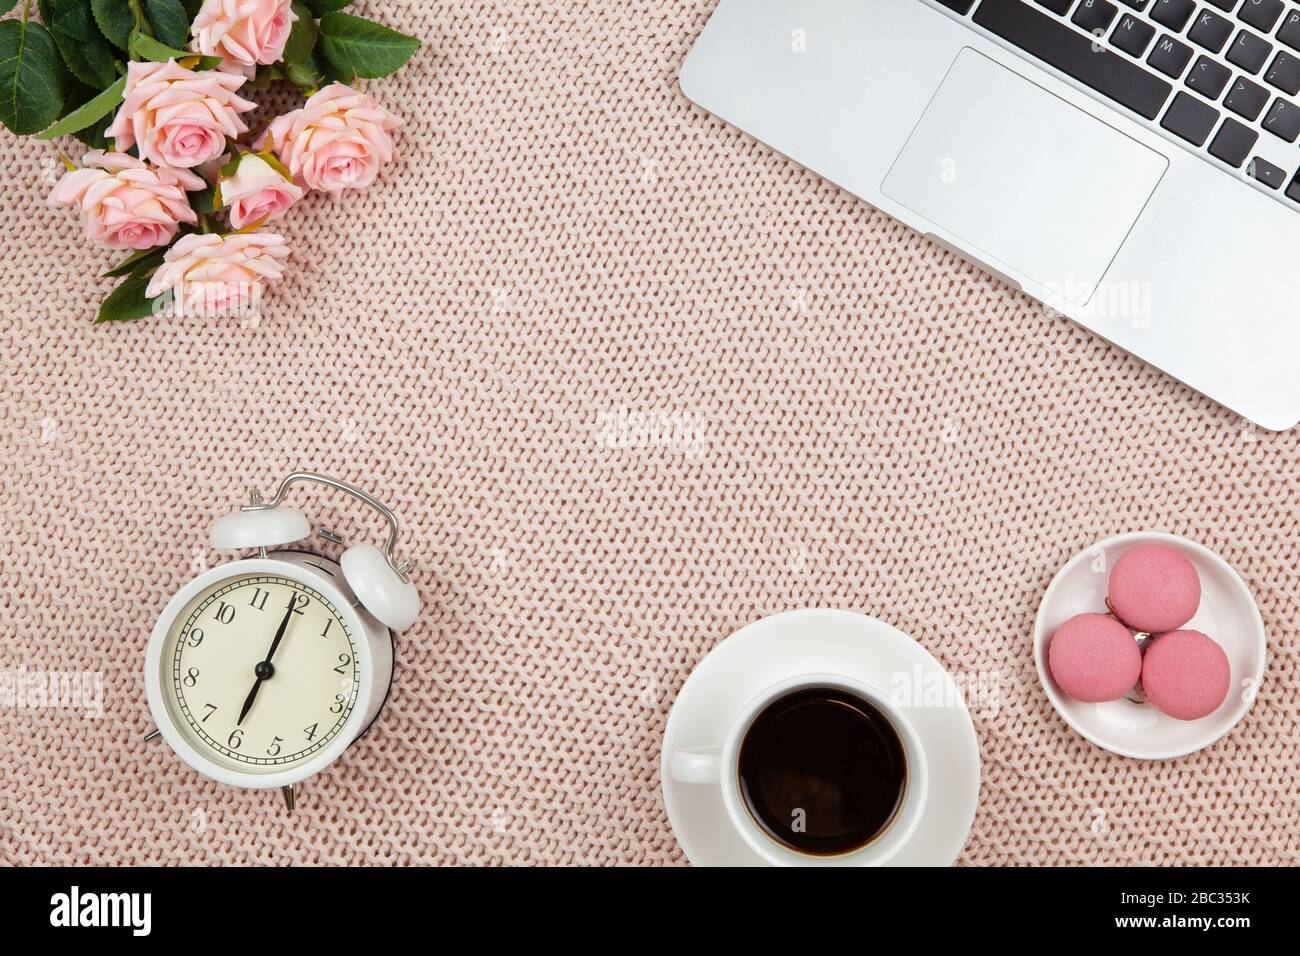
[180,0,202,16]
[73,111,113,147]
[281,2,316,65]
[96,268,160,323]
[58,75,115,145]
[284,61,319,92]
[0,0,19,14]
[246,62,282,90]
[90,0,135,51]
[128,31,221,68]
[188,183,215,214]
[102,244,167,278]
[0,20,68,136]
[318,12,418,80]
[143,0,189,48]
[45,0,119,90]
[37,73,123,138]
[303,46,345,84]
[58,73,94,111]
[302,0,350,14]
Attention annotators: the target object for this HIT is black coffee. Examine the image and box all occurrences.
[737,687,907,856]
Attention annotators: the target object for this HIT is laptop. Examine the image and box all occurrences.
[681,0,1300,429]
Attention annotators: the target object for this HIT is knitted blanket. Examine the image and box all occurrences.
[1,0,1296,865]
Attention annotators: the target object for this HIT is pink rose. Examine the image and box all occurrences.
[48,150,205,250]
[257,83,402,192]
[106,60,256,169]
[147,232,290,318]
[191,0,297,68]
[220,153,304,229]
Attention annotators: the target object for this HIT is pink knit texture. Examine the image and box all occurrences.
[1,1,1298,866]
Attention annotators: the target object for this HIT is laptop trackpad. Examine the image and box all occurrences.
[881,48,1167,305]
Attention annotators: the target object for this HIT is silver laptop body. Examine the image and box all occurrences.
[682,0,1300,429]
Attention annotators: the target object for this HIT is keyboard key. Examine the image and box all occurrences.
[1202,0,1235,8]
[1149,34,1195,78]
[1262,97,1300,139]
[1224,76,1270,119]
[1226,31,1272,74]
[1285,178,1300,203]
[1264,50,1300,95]
[1034,0,1073,13]
[1112,14,1157,56]
[934,0,977,13]
[1150,0,1196,31]
[1186,55,1232,97]
[1189,10,1233,53]
[1248,156,1286,188]
[1277,10,1300,51]
[1161,91,1220,144]
[1241,0,1285,34]
[1073,0,1119,33]
[973,0,1173,118]
[1208,118,1259,165]
[1118,0,1149,9]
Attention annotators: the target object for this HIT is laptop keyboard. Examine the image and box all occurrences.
[931,0,1300,204]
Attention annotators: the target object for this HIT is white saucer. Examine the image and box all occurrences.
[661,609,981,866]
[1034,532,1267,760]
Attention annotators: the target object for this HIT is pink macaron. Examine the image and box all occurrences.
[1140,629,1231,721]
[1108,544,1200,634]
[1048,613,1142,703]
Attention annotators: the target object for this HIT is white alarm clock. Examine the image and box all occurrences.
[144,472,420,810]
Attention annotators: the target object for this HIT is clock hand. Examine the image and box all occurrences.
[261,596,297,666]
[237,597,298,726]
[236,676,264,727]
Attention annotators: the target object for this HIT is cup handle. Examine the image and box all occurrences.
[669,746,722,784]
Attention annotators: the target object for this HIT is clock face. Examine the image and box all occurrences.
[160,572,360,774]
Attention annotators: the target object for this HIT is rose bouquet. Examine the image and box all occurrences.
[0,0,419,321]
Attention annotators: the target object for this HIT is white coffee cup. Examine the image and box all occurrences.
[669,673,929,866]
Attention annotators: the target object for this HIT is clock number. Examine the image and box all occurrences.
[333,653,351,675]
[289,593,309,615]
[182,667,200,687]
[227,729,244,750]
[201,703,217,723]
[267,736,284,757]
[304,722,319,742]
[249,588,269,611]
[213,602,235,624]
[320,619,333,638]
[186,627,205,648]
[330,694,346,714]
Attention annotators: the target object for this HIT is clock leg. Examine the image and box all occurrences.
[281,785,296,812]
[144,728,160,742]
